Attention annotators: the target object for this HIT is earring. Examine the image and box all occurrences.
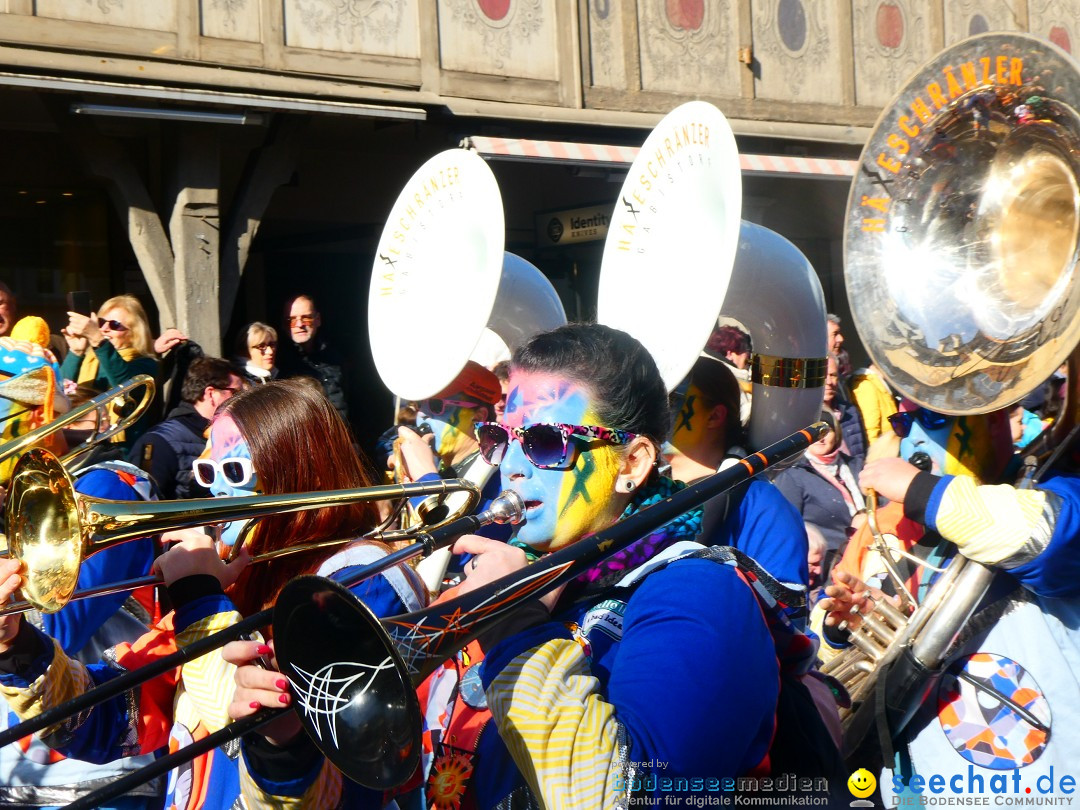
[624,480,635,493]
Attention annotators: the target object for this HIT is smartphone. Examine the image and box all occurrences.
[66,290,92,314]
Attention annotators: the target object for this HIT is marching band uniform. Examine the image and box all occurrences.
[874,472,1080,801]
[0,464,159,809]
[235,480,839,808]
[0,547,422,810]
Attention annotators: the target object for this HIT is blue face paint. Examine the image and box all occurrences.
[899,413,954,475]
[501,371,622,551]
[207,416,259,548]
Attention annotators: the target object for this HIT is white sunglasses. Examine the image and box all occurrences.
[193,457,255,489]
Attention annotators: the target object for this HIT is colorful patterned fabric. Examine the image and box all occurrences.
[937,653,1050,770]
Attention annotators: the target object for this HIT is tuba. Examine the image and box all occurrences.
[597,100,829,452]
[829,31,1080,749]
[367,148,566,593]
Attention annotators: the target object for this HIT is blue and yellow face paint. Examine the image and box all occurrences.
[501,371,623,552]
[667,382,712,463]
[419,404,482,468]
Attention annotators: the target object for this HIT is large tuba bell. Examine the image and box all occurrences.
[597,100,828,448]
[367,148,566,592]
[831,32,1080,747]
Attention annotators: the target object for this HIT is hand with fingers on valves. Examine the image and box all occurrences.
[817,569,908,632]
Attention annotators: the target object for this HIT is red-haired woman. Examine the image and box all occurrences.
[0,379,423,810]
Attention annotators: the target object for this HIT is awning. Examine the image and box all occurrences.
[463,135,856,179]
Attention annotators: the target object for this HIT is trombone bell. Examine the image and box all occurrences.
[6,446,83,613]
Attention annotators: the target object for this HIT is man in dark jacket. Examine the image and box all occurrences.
[825,353,867,469]
[128,356,243,499]
[277,294,349,424]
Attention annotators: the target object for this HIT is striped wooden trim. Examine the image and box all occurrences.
[464,136,857,177]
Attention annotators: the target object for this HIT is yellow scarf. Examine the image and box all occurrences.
[77,344,145,443]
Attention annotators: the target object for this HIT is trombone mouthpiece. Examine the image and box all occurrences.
[488,490,524,525]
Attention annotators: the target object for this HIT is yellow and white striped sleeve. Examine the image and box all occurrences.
[935,477,1053,568]
[0,637,93,736]
[175,609,247,734]
[486,637,623,810]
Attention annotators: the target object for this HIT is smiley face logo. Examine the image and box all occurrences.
[848,768,877,799]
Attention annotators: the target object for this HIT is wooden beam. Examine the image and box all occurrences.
[170,130,221,355]
[219,115,307,327]
[74,130,177,329]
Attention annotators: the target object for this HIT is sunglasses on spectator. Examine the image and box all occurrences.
[250,342,277,352]
[288,315,316,326]
[888,409,949,438]
[193,457,255,488]
[475,421,636,470]
[419,397,481,417]
[97,318,128,332]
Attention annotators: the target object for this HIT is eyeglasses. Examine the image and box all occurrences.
[419,397,481,417]
[215,385,242,395]
[97,318,128,332]
[193,457,255,489]
[288,315,316,326]
[475,421,636,470]
[250,342,277,352]
[888,409,949,438]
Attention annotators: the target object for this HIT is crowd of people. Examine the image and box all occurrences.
[0,279,1075,810]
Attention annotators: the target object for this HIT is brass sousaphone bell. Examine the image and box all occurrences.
[834,32,1080,748]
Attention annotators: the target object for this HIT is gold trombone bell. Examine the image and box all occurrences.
[4,447,482,615]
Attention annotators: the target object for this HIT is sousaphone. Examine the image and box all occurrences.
[836,32,1080,749]
[367,148,566,591]
[598,100,828,450]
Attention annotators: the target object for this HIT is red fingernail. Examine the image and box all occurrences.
[276,678,288,690]
[256,644,271,655]
[249,701,260,709]
[279,693,290,704]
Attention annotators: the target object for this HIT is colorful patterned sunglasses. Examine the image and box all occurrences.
[475,421,636,470]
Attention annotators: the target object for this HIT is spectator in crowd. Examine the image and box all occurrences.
[0,281,15,338]
[848,363,898,445]
[151,327,204,423]
[129,357,244,500]
[235,322,279,386]
[277,294,349,425]
[775,409,866,565]
[806,523,827,604]
[60,294,158,447]
[827,313,852,377]
[824,353,867,469]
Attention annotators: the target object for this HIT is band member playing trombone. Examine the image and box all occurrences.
[0,381,425,810]
[229,324,843,807]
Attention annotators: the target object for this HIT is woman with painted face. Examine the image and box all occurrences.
[0,380,424,810]
[229,324,838,808]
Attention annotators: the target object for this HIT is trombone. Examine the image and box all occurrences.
[0,374,155,478]
[1,446,483,616]
[14,423,824,808]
